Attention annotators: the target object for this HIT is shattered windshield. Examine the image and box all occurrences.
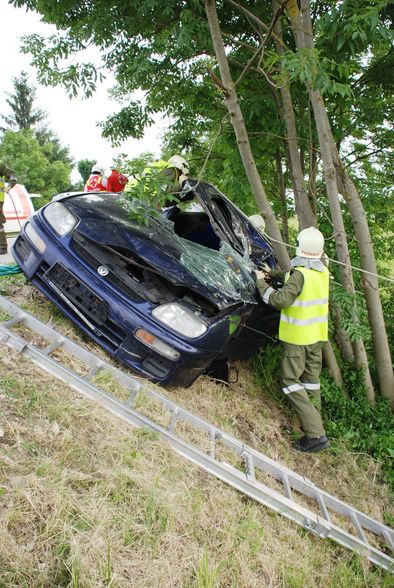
[112,195,258,304]
[180,239,257,304]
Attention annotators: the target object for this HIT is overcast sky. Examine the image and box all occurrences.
[1,2,168,180]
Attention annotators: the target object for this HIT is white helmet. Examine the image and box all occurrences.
[168,155,189,176]
[296,227,325,259]
[91,163,104,175]
[248,214,265,233]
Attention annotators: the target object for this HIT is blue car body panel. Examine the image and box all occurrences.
[13,181,279,386]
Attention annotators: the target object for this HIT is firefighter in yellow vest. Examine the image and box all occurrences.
[125,155,190,208]
[255,227,330,453]
[0,163,14,254]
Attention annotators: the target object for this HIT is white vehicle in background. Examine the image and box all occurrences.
[4,183,35,234]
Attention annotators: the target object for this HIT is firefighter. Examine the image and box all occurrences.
[125,155,190,207]
[255,227,330,453]
[0,163,14,254]
[84,163,108,192]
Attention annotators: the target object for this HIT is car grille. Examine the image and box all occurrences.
[34,261,125,351]
[45,263,108,325]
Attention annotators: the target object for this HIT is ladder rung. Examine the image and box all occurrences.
[282,474,294,500]
[43,339,64,356]
[383,531,394,551]
[2,315,24,328]
[316,493,331,522]
[85,362,103,381]
[209,429,216,459]
[350,512,369,544]
[168,409,178,432]
[241,451,256,482]
[127,389,139,407]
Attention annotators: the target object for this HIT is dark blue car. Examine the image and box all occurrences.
[12,180,279,387]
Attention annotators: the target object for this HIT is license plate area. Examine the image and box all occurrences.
[45,262,108,325]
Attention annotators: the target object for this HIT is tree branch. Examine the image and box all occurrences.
[345,147,387,166]
[235,0,289,87]
[224,0,287,48]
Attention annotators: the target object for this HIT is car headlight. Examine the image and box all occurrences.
[43,202,77,236]
[152,303,207,339]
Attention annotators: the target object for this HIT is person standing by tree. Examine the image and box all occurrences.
[255,227,330,453]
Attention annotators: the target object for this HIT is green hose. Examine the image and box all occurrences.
[0,264,22,275]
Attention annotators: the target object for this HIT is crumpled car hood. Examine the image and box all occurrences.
[61,193,257,309]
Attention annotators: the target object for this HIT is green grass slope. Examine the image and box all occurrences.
[0,277,392,587]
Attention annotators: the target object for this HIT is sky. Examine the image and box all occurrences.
[0,2,169,181]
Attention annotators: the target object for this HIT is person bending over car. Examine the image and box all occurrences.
[255,227,330,453]
[125,155,191,209]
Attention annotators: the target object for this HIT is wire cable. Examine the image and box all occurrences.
[265,235,394,284]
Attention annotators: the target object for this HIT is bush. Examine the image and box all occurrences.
[321,368,394,488]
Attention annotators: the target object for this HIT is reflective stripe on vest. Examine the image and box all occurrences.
[279,266,329,345]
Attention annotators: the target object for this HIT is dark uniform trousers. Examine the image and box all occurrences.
[281,341,326,438]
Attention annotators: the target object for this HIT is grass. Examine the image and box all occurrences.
[0,277,393,586]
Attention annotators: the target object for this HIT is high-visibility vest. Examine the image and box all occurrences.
[0,177,6,203]
[125,160,179,194]
[85,174,107,192]
[279,266,329,345]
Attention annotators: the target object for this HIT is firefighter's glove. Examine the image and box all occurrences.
[254,270,269,284]
[259,262,271,275]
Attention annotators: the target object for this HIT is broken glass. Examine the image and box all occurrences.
[180,239,257,304]
[117,195,258,304]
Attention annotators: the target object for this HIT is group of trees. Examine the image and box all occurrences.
[7,0,394,406]
[0,71,73,202]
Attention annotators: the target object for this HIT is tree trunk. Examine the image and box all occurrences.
[204,0,290,269]
[331,302,356,365]
[335,164,394,406]
[307,106,318,216]
[287,0,376,404]
[272,0,316,230]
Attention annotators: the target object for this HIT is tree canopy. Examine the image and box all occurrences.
[1,71,46,131]
[0,71,74,200]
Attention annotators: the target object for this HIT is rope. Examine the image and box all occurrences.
[266,235,394,284]
[237,321,279,343]
[196,115,229,184]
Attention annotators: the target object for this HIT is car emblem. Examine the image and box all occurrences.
[98,266,109,276]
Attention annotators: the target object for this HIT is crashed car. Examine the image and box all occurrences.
[12,180,279,387]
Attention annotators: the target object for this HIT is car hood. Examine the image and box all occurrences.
[54,192,257,310]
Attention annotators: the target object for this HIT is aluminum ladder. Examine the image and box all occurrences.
[0,295,392,572]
